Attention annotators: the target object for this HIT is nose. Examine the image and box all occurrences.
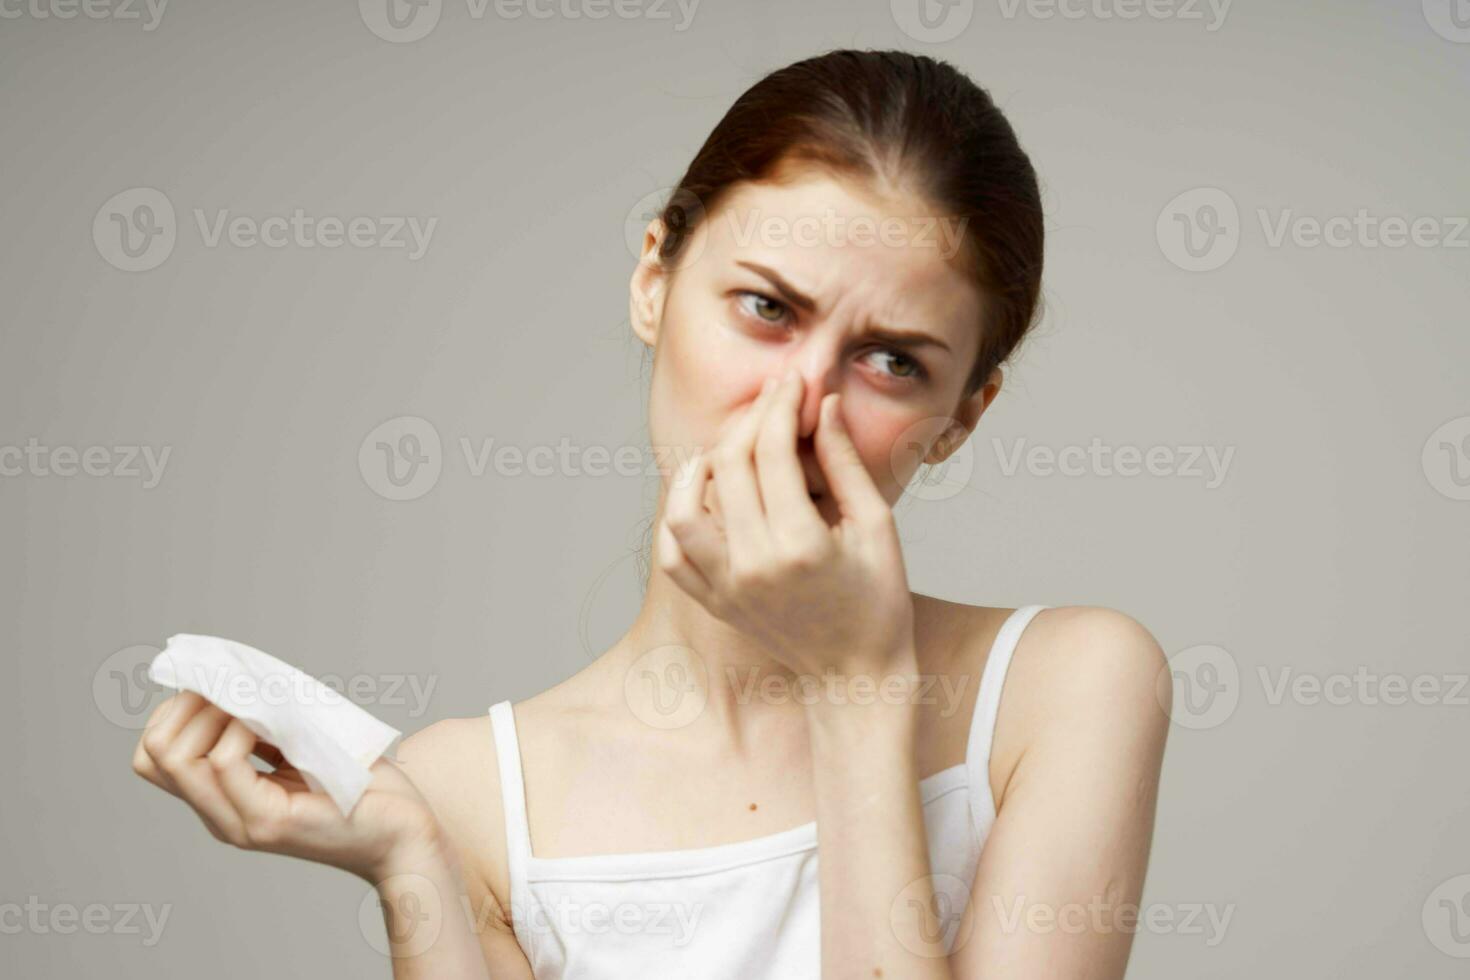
[775,354,839,441]
[774,324,844,438]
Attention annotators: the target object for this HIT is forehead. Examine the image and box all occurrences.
[696,170,983,344]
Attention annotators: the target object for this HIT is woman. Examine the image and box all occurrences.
[132,49,1171,979]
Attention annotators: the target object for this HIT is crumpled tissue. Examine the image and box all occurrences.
[148,634,402,817]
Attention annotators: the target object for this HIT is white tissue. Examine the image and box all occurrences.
[147,634,402,818]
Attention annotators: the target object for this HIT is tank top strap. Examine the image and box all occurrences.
[964,605,1048,841]
[487,700,534,893]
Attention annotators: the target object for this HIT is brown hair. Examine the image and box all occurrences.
[653,48,1046,399]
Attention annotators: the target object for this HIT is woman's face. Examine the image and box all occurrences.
[631,168,1000,526]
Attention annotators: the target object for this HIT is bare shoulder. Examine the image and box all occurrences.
[393,713,515,931]
[986,604,1171,807]
[1001,605,1169,706]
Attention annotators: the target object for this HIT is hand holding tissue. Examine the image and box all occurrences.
[148,634,403,818]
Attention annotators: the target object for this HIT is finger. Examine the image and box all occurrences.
[754,370,824,540]
[155,706,251,843]
[139,686,201,738]
[176,701,234,748]
[141,691,208,755]
[662,449,726,592]
[709,375,780,560]
[657,510,713,606]
[138,692,212,787]
[816,393,890,527]
[209,717,286,834]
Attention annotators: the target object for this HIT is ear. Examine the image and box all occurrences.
[925,366,1004,464]
[629,218,672,349]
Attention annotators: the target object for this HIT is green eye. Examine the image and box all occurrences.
[735,291,928,385]
[872,349,926,382]
[738,291,789,324]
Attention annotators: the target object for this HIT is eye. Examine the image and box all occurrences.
[868,348,928,383]
[733,290,929,385]
[735,290,791,326]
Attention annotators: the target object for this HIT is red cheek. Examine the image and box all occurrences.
[833,407,915,496]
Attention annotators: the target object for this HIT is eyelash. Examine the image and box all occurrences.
[733,291,929,384]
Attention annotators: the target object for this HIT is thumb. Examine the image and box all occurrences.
[815,393,887,524]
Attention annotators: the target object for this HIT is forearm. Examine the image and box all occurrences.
[806,657,956,980]
[372,843,491,980]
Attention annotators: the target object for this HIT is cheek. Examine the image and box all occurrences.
[844,406,924,501]
[650,295,770,459]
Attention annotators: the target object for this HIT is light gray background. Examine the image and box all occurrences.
[2,0,1467,976]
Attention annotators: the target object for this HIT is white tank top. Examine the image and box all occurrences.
[487,604,1047,978]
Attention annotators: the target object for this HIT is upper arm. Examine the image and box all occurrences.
[395,718,536,980]
[951,606,1172,980]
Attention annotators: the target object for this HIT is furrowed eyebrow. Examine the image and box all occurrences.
[736,260,817,313]
[734,260,953,355]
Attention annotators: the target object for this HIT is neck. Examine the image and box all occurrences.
[606,514,813,748]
